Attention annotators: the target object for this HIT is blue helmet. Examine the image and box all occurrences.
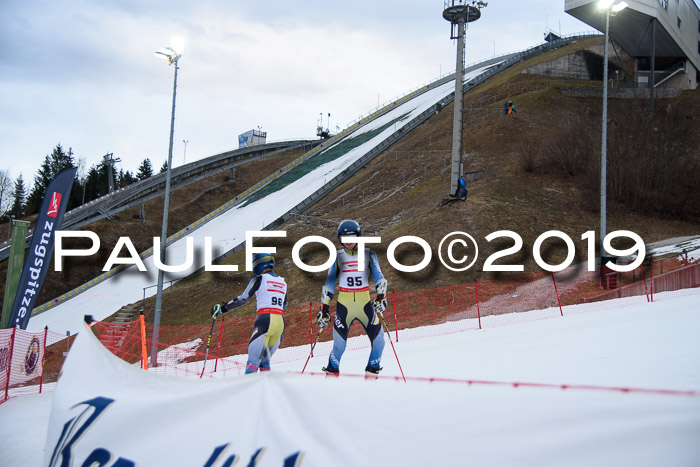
[337,219,361,244]
[252,252,275,275]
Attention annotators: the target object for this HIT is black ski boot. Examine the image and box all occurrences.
[322,363,339,377]
[365,365,382,379]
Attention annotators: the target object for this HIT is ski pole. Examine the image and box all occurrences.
[200,316,217,379]
[378,312,406,383]
[302,326,326,374]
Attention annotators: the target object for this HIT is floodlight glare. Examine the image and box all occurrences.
[170,36,185,55]
[612,1,628,12]
[154,38,185,65]
[597,0,615,9]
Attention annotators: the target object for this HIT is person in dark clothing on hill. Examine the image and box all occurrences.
[452,175,468,200]
[458,175,468,200]
[441,175,468,206]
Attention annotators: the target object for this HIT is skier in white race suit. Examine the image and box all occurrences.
[211,252,288,374]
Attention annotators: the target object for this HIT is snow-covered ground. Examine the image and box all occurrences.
[2,289,699,466]
[26,63,498,336]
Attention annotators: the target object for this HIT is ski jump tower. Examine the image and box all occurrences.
[443,0,485,197]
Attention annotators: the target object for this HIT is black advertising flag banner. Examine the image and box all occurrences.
[7,167,78,329]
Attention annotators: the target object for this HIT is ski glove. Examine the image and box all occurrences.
[211,303,224,319]
[317,304,331,329]
[372,295,387,315]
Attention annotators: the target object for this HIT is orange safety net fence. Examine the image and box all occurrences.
[2,257,697,404]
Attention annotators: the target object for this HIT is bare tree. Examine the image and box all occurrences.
[0,169,13,219]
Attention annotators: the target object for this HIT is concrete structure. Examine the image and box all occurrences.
[565,0,700,89]
[522,39,635,81]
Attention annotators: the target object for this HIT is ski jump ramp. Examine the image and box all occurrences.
[28,36,594,334]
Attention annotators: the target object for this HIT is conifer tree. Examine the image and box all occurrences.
[26,155,53,215]
[10,174,26,218]
[136,158,154,180]
[26,145,77,214]
[83,164,109,202]
[120,169,136,187]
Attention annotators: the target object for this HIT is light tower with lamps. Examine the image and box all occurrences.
[442,0,486,198]
[598,0,627,276]
[152,37,184,366]
[102,153,121,193]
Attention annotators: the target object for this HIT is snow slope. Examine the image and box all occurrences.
[2,290,699,466]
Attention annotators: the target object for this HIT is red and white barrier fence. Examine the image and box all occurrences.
[2,259,697,404]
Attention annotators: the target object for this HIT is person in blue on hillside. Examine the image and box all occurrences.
[211,252,288,374]
[458,175,468,200]
[317,219,388,378]
[452,175,468,200]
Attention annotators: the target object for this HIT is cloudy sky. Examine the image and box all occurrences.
[1,1,597,184]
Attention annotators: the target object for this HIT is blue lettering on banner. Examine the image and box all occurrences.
[203,444,304,466]
[48,396,135,467]
[50,397,304,466]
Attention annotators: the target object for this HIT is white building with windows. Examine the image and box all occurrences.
[565,0,700,89]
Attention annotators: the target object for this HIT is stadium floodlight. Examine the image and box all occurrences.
[597,0,627,275]
[151,39,184,366]
[170,35,185,55]
[154,47,178,64]
[612,1,628,13]
[154,36,185,64]
[598,0,628,13]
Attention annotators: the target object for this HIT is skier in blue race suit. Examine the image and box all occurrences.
[317,219,388,377]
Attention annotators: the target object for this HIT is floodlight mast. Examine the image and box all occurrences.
[151,41,183,367]
[442,1,484,198]
[597,0,627,274]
